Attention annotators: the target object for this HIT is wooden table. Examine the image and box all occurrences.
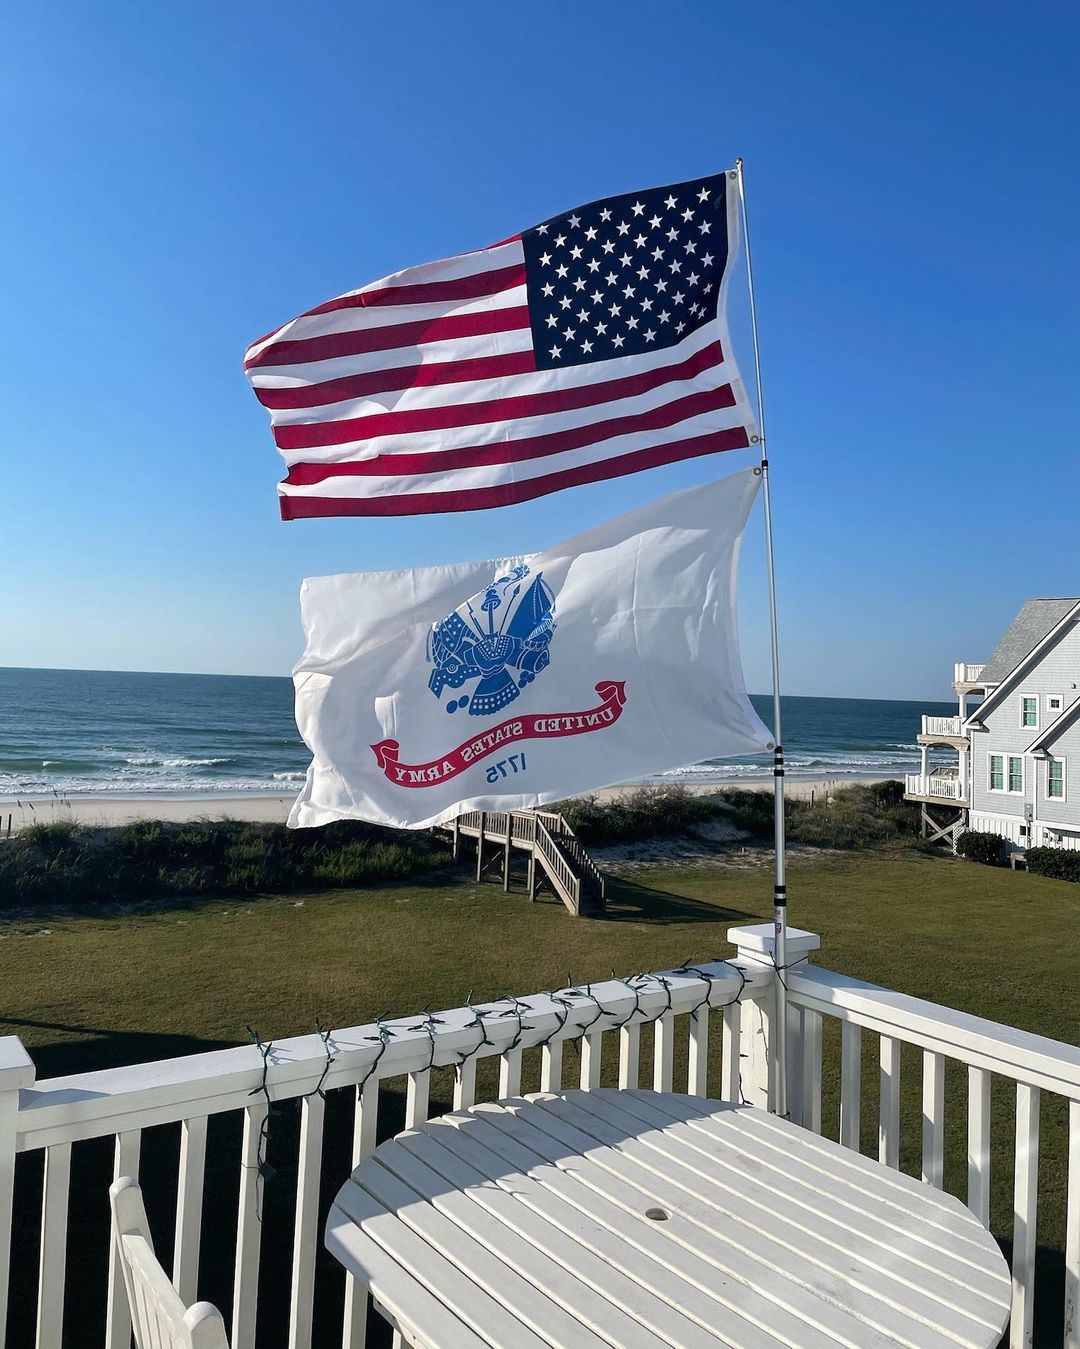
[326,1089,1011,1348]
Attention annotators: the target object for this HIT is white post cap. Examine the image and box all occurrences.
[0,1036,35,1092]
[727,923,821,966]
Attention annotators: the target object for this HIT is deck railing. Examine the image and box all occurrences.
[905,771,968,801]
[955,662,988,685]
[778,958,1080,1349]
[6,929,1080,1348]
[0,960,768,1349]
[921,714,966,738]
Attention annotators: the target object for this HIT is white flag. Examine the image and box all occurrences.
[290,468,772,829]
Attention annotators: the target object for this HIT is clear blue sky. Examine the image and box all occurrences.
[3,1,1077,700]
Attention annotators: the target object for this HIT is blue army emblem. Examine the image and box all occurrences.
[427,564,556,717]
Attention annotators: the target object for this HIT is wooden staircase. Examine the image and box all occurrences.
[442,808,606,917]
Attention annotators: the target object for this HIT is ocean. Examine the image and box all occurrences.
[0,667,956,798]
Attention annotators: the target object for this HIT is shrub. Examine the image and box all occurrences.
[0,817,446,911]
[719,789,775,839]
[956,831,1006,866]
[556,785,718,846]
[311,840,423,887]
[1024,847,1080,882]
[720,782,919,851]
[868,779,907,808]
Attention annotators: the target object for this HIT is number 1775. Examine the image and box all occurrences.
[486,752,527,785]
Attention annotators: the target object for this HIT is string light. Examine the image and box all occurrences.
[244,961,764,1210]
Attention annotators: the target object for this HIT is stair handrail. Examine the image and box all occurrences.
[557,832,606,900]
[534,817,581,913]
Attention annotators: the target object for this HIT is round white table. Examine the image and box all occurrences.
[326,1088,1011,1348]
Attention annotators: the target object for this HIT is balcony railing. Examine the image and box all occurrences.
[3,932,1079,1348]
[954,662,988,685]
[920,714,966,738]
[905,771,968,802]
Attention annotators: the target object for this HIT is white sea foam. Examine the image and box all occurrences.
[123,755,232,768]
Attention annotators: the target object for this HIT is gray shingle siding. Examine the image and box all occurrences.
[970,615,1080,836]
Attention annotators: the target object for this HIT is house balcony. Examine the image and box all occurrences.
[905,769,969,805]
[953,662,993,696]
[917,714,969,745]
[3,929,1077,1347]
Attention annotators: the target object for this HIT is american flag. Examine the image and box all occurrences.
[244,171,758,518]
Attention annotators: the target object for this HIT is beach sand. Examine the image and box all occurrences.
[0,776,893,833]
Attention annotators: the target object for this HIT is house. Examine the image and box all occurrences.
[905,597,1080,852]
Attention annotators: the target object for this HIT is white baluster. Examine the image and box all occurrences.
[232,1102,268,1349]
[406,1070,431,1127]
[653,1010,674,1094]
[967,1066,991,1227]
[173,1115,208,1303]
[540,1038,563,1093]
[879,1036,901,1169]
[1010,1084,1040,1348]
[921,1052,945,1188]
[580,1032,602,1090]
[106,1129,142,1349]
[36,1142,71,1349]
[801,1008,822,1134]
[0,1038,34,1349]
[687,1005,709,1098]
[839,1021,861,1151]
[289,1092,326,1349]
[720,1001,742,1104]
[453,1058,477,1110]
[342,1080,379,1349]
[499,1048,522,1099]
[618,1023,640,1090]
[1065,1098,1080,1349]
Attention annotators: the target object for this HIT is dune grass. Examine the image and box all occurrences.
[4,848,1077,1345]
[0,817,446,909]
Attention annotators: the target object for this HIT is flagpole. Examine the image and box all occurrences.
[735,158,788,1119]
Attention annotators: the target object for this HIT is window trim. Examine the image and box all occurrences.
[1046,693,1064,715]
[1047,756,1067,803]
[989,752,1024,795]
[1020,694,1039,730]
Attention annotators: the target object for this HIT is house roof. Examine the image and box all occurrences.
[980,599,1080,683]
[964,598,1080,731]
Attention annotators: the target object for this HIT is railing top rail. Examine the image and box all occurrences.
[14,961,767,1152]
[788,964,1080,1099]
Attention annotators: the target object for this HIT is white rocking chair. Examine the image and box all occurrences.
[110,1177,229,1349]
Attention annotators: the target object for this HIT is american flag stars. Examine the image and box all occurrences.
[522,173,729,370]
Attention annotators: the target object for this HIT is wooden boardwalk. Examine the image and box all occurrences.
[443,808,606,917]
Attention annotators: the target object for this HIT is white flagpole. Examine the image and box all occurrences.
[735,158,788,1118]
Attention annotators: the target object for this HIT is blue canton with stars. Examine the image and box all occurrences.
[521,172,730,371]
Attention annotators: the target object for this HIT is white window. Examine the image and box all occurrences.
[1008,755,1024,793]
[1020,695,1038,729]
[989,754,1004,791]
[1048,757,1066,801]
[1047,694,1064,714]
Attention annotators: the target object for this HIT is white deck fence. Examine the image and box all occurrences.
[906,772,968,802]
[956,663,989,685]
[1,930,1078,1348]
[921,715,966,738]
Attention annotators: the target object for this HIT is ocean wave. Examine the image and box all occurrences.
[272,771,307,782]
[123,754,234,768]
[0,776,303,797]
[0,756,100,773]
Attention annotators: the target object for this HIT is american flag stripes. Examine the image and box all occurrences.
[244,171,758,518]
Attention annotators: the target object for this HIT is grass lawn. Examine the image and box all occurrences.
[5,847,1079,1345]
